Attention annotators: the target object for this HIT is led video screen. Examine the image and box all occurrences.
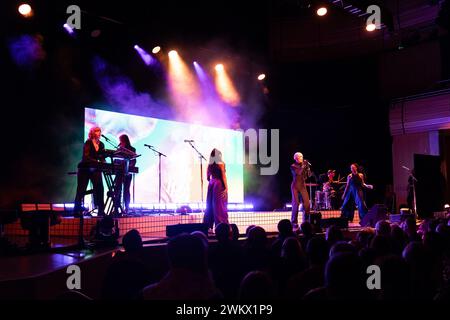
[84,108,244,204]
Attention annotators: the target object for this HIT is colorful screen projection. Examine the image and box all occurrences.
[84,108,244,204]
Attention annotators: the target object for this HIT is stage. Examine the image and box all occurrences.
[4,208,361,245]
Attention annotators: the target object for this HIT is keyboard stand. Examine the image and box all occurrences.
[103,171,124,217]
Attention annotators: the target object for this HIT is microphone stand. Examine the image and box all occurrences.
[102,137,119,150]
[145,145,166,203]
[402,166,418,217]
[186,141,207,211]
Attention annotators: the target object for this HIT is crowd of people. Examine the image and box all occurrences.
[94,216,450,300]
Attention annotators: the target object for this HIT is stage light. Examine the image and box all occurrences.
[152,46,161,54]
[366,23,376,32]
[167,49,201,119]
[317,7,327,16]
[214,63,240,106]
[168,50,178,58]
[134,45,156,66]
[18,3,33,17]
[257,73,266,81]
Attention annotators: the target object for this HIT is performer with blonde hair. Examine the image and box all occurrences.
[290,152,311,229]
[73,126,105,216]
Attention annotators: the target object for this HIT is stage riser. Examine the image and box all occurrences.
[5,210,359,237]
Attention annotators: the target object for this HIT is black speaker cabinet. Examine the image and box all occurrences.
[320,217,348,229]
[166,223,209,237]
[360,204,388,227]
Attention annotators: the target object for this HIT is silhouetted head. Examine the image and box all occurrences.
[427,219,441,234]
[246,226,267,248]
[375,220,391,237]
[358,247,377,268]
[246,225,256,237]
[370,235,392,257]
[326,225,344,245]
[403,217,417,235]
[330,241,357,257]
[356,228,374,248]
[281,237,305,260]
[238,271,275,300]
[390,224,407,254]
[122,229,142,253]
[215,223,231,243]
[191,230,209,248]
[301,221,314,238]
[167,233,208,274]
[306,236,330,266]
[402,241,429,265]
[277,219,293,238]
[325,252,365,298]
[436,222,448,235]
[390,224,405,239]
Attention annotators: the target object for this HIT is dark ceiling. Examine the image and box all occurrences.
[3,0,448,62]
[270,0,449,61]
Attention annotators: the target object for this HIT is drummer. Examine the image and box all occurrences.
[323,169,339,209]
[323,170,336,189]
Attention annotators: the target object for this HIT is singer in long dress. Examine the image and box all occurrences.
[341,163,373,222]
[204,149,229,231]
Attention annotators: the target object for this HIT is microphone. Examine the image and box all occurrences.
[305,160,312,166]
[184,140,194,143]
[144,144,153,148]
[402,165,410,171]
[101,134,110,141]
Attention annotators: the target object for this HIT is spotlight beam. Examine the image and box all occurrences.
[134,45,156,66]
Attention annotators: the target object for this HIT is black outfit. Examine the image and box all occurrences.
[291,162,311,225]
[406,175,415,210]
[74,139,105,215]
[114,145,136,213]
[341,173,368,221]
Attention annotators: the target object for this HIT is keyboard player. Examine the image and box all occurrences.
[114,134,137,214]
[73,126,105,217]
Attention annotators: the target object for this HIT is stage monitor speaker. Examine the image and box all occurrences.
[307,211,322,225]
[389,213,415,224]
[360,204,388,227]
[320,217,348,229]
[166,223,208,237]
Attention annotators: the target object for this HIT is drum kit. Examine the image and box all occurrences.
[308,178,346,210]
